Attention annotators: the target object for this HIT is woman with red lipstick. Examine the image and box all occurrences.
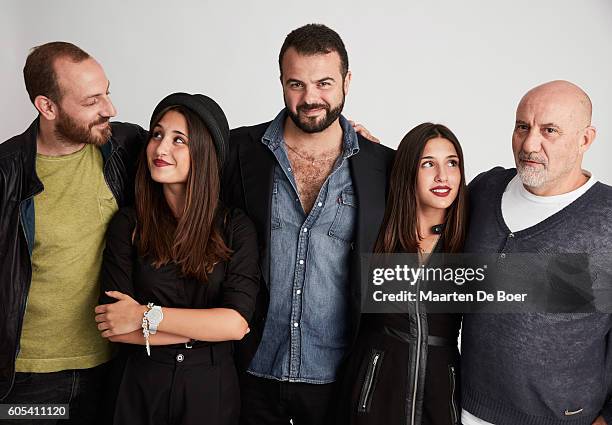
[94,93,259,425]
[338,123,467,425]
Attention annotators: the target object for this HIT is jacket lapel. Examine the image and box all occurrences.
[238,128,275,285]
[348,138,389,341]
[22,118,44,201]
[350,140,388,257]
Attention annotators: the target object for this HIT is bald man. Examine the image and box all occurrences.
[461,81,612,425]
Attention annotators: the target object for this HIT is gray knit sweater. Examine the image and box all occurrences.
[462,167,612,425]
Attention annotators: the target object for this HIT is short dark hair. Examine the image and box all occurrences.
[278,24,349,79]
[23,41,90,104]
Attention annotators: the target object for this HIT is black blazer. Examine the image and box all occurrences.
[222,121,395,370]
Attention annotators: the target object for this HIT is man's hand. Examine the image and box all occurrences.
[593,416,608,425]
[94,291,146,338]
[349,120,380,144]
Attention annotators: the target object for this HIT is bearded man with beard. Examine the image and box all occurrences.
[222,24,395,425]
[0,42,145,424]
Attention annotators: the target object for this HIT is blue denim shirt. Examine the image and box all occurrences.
[248,109,359,384]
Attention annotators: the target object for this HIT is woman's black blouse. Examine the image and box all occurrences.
[99,207,260,324]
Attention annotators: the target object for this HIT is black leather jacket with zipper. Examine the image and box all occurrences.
[0,118,146,400]
[337,244,461,425]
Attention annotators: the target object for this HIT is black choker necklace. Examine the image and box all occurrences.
[431,224,444,235]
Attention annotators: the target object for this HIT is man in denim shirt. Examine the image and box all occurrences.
[222,24,395,425]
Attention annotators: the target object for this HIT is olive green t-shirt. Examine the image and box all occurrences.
[16,144,118,372]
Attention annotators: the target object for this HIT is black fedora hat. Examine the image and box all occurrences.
[150,92,229,168]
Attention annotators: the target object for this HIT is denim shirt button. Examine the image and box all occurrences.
[293,322,299,327]
[318,202,323,207]
[299,260,304,265]
[296,289,302,295]
[303,228,308,233]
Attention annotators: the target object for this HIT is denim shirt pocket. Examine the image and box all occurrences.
[328,190,357,243]
[271,180,282,230]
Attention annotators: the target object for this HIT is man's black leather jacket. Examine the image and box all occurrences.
[0,118,146,400]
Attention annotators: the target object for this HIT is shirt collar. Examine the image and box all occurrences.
[261,108,360,158]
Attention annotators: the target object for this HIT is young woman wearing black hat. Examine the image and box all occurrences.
[94,93,259,425]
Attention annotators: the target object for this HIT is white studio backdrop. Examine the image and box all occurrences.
[2,0,611,183]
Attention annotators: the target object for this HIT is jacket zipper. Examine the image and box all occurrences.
[449,365,458,425]
[3,201,34,399]
[358,351,383,412]
[410,277,422,425]
[14,197,37,361]
[411,242,440,425]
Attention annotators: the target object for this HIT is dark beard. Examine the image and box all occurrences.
[54,109,111,147]
[286,96,345,134]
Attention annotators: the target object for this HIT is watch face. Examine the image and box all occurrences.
[147,308,163,323]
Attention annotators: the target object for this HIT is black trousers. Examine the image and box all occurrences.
[113,342,239,425]
[239,373,336,425]
[2,360,116,425]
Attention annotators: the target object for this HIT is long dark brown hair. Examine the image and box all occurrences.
[374,123,467,254]
[134,105,231,281]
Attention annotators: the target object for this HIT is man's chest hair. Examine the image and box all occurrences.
[289,154,337,214]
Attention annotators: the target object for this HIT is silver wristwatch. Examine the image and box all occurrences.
[145,303,164,334]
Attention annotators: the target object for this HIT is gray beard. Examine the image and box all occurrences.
[517,164,547,188]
